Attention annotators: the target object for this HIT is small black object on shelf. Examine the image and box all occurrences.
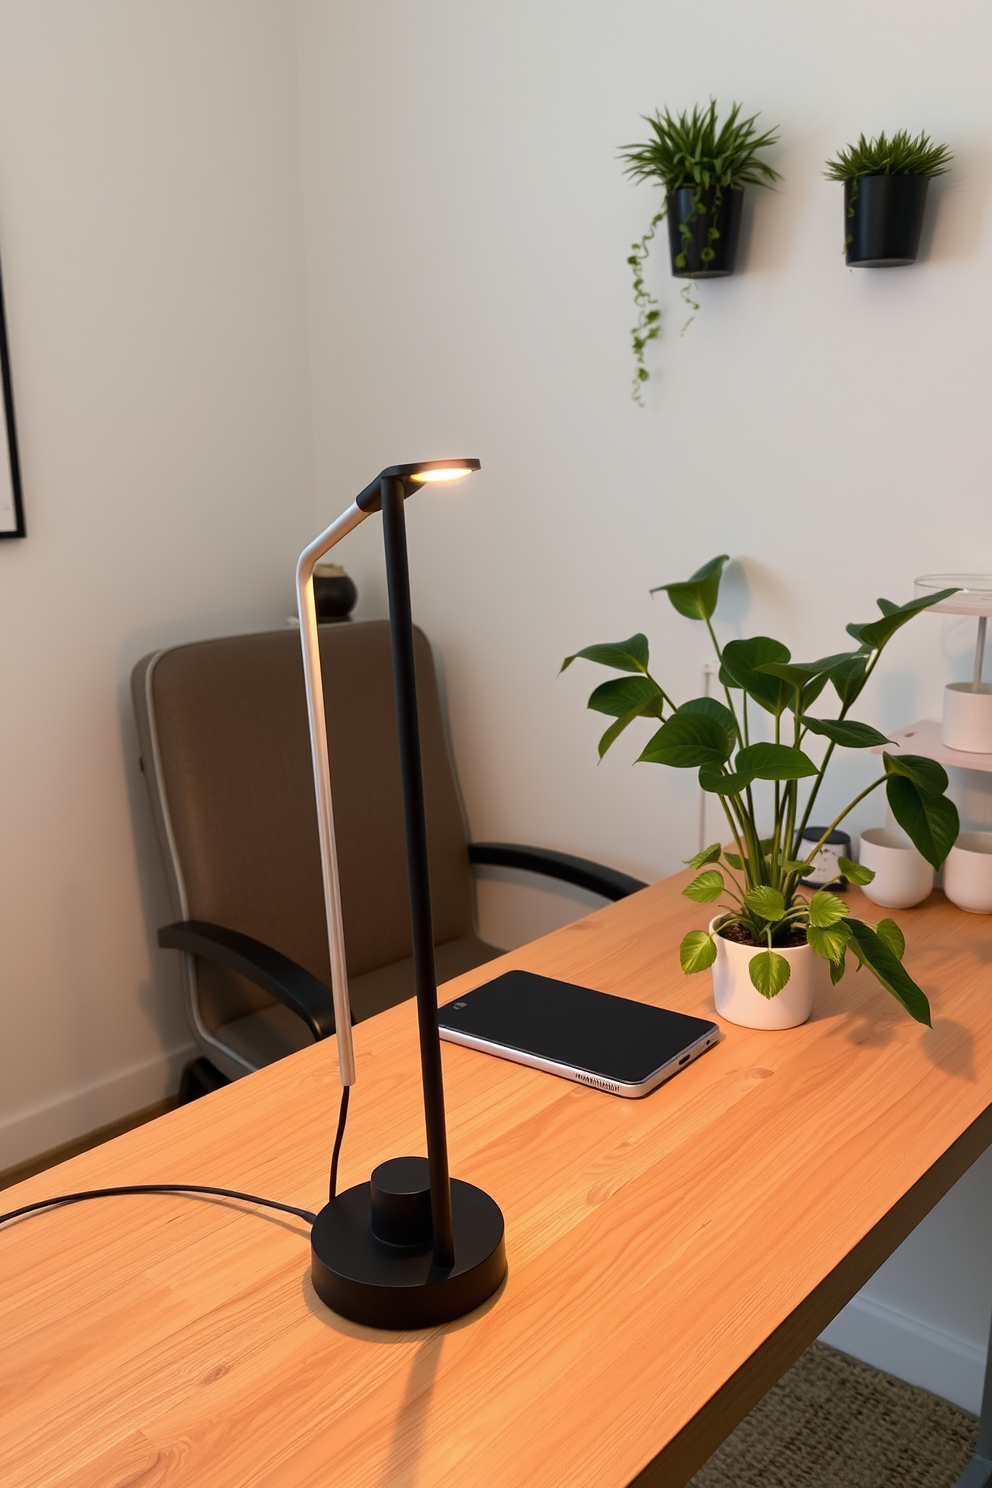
[800,828,851,890]
[844,175,929,266]
[313,563,357,623]
[667,186,744,278]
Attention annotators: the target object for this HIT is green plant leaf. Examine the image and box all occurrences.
[825,653,870,709]
[680,930,717,973]
[838,855,875,886]
[830,950,847,984]
[875,918,906,961]
[743,886,786,922]
[638,710,734,768]
[735,743,819,781]
[808,924,849,962]
[846,589,958,652]
[807,890,850,928]
[885,775,959,871]
[749,949,791,998]
[620,101,781,194]
[650,555,729,622]
[825,130,953,181]
[587,675,663,717]
[724,852,744,870]
[597,701,661,759]
[721,637,792,715]
[754,661,834,714]
[800,716,890,749]
[685,842,723,869]
[845,918,932,1025]
[882,752,949,797]
[679,695,738,734]
[683,869,725,904]
[698,767,751,795]
[561,634,649,675]
[756,661,822,689]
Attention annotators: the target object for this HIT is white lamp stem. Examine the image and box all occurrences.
[295,501,367,1087]
[974,615,988,692]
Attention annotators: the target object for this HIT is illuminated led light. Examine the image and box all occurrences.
[409,466,475,483]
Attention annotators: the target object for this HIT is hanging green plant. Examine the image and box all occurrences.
[824,131,952,267]
[619,101,780,403]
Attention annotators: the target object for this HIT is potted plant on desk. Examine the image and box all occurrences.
[563,558,959,1030]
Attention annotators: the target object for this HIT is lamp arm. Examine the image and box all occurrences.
[295,501,367,1087]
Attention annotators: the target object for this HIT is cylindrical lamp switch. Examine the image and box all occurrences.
[370,1157,433,1250]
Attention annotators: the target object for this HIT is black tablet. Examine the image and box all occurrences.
[438,970,719,1098]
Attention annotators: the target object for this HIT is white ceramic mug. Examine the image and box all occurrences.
[859,827,934,909]
[943,831,992,914]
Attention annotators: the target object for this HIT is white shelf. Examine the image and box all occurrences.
[915,574,992,617]
[871,719,992,775]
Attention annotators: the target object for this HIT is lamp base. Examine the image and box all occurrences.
[310,1158,506,1329]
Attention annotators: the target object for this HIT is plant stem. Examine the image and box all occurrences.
[802,775,887,864]
[645,668,679,714]
[704,617,741,741]
[717,794,749,875]
[794,649,881,850]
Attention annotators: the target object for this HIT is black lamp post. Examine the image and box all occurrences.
[295,459,506,1328]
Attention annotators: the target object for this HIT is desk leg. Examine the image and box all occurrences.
[955,1311,992,1488]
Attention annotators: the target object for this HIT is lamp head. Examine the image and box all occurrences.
[355,459,480,513]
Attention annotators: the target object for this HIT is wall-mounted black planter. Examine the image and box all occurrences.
[844,174,929,266]
[666,186,744,278]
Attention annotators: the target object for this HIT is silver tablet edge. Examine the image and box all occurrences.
[438,1024,719,1099]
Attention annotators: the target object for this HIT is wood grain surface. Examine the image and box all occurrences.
[2,875,991,1488]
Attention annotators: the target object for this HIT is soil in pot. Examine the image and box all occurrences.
[666,186,743,278]
[718,921,808,949]
[844,174,929,266]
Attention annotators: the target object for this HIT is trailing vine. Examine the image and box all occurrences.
[628,208,665,402]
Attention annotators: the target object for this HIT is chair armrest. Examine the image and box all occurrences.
[467,843,647,903]
[157,920,337,1041]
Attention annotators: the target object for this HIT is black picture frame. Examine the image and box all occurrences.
[0,246,24,539]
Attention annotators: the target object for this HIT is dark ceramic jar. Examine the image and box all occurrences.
[313,563,357,623]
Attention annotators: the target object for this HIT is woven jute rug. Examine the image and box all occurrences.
[688,1342,979,1488]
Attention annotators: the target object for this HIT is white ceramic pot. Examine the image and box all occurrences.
[942,683,992,754]
[708,918,825,1030]
[943,831,992,914]
[859,827,934,909]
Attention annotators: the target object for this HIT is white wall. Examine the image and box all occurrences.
[296,0,992,1408]
[0,1,315,1166]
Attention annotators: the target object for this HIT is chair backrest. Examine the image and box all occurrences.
[132,621,475,1032]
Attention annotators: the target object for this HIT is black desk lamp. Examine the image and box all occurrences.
[295,459,506,1328]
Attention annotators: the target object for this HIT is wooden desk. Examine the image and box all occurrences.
[4,875,992,1488]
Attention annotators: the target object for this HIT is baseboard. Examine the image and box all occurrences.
[820,1292,988,1413]
[0,1043,196,1170]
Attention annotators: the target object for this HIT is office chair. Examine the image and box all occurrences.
[132,621,646,1092]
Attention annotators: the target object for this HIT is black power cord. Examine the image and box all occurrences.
[0,1184,317,1229]
[329,1085,350,1201]
[0,1084,354,1231]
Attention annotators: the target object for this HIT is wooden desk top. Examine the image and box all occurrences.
[3,876,992,1488]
